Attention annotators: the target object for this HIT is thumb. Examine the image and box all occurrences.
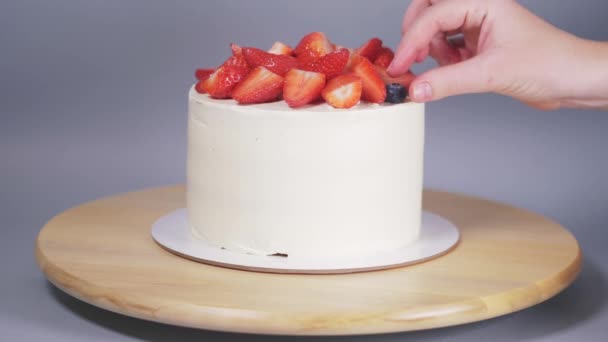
[408,57,493,102]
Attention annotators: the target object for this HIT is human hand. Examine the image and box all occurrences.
[388,0,608,110]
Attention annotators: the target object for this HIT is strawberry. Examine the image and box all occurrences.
[294,32,334,63]
[195,68,215,82]
[321,74,362,109]
[202,54,250,98]
[268,41,293,56]
[350,55,387,103]
[373,47,394,69]
[242,47,298,76]
[194,80,206,94]
[283,69,326,108]
[232,66,285,104]
[299,48,349,79]
[375,65,416,88]
[356,38,383,61]
[230,43,243,56]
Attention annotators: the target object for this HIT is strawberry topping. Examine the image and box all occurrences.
[268,41,294,56]
[232,66,285,104]
[299,48,349,79]
[356,38,383,61]
[195,68,215,82]
[194,33,413,107]
[374,47,394,69]
[375,66,416,88]
[294,32,334,63]
[242,47,298,76]
[202,54,250,98]
[350,55,387,103]
[321,74,363,109]
[283,69,326,108]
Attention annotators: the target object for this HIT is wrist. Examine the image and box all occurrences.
[560,38,608,109]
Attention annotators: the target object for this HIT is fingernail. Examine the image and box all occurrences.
[412,82,432,101]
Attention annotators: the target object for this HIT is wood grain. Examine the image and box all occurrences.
[36,186,581,335]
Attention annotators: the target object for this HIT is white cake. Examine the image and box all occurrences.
[187,86,425,258]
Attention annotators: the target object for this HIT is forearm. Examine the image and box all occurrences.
[560,39,608,109]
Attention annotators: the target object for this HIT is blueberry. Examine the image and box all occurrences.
[385,83,407,103]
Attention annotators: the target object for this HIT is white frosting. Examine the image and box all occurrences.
[187,86,425,258]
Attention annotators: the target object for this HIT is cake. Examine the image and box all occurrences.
[188,32,424,258]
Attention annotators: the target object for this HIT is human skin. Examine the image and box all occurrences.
[388,0,608,110]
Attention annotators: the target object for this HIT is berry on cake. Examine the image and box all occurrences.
[194,32,416,108]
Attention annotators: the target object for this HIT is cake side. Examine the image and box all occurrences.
[187,88,425,258]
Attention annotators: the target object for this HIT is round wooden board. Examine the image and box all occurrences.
[36,186,581,335]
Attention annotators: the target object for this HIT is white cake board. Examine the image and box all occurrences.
[151,209,460,274]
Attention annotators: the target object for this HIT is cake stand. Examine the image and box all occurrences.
[35,185,581,335]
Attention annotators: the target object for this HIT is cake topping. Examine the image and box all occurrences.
[194,68,215,82]
[350,55,387,103]
[283,69,327,108]
[242,47,298,77]
[201,54,250,99]
[373,47,395,69]
[299,48,350,79]
[321,74,363,109]
[386,83,408,103]
[268,41,294,56]
[293,32,334,63]
[231,66,284,104]
[194,32,416,107]
[356,37,383,61]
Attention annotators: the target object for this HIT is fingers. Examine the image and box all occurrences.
[401,0,432,34]
[429,34,461,66]
[408,57,492,102]
[389,0,486,76]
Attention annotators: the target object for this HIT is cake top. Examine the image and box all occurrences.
[190,87,420,114]
[193,32,417,109]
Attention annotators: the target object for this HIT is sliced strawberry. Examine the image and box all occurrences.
[375,66,416,88]
[242,47,298,76]
[203,55,250,98]
[230,43,243,56]
[194,80,206,94]
[232,66,285,104]
[350,55,386,103]
[321,74,362,109]
[195,68,215,82]
[222,51,249,69]
[294,32,334,63]
[373,47,394,69]
[356,38,383,61]
[268,41,293,56]
[283,69,326,108]
[299,48,349,79]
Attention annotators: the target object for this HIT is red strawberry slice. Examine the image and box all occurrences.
[321,74,362,109]
[242,47,298,76]
[375,66,416,88]
[194,80,206,94]
[195,68,215,82]
[299,48,349,79]
[350,55,387,103]
[294,32,334,63]
[373,47,394,69]
[268,41,293,56]
[283,69,326,108]
[356,37,383,61]
[230,43,243,56]
[232,66,285,104]
[202,55,250,98]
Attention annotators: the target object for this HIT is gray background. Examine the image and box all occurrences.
[2,0,607,340]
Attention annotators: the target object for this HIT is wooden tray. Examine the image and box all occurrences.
[36,186,581,335]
